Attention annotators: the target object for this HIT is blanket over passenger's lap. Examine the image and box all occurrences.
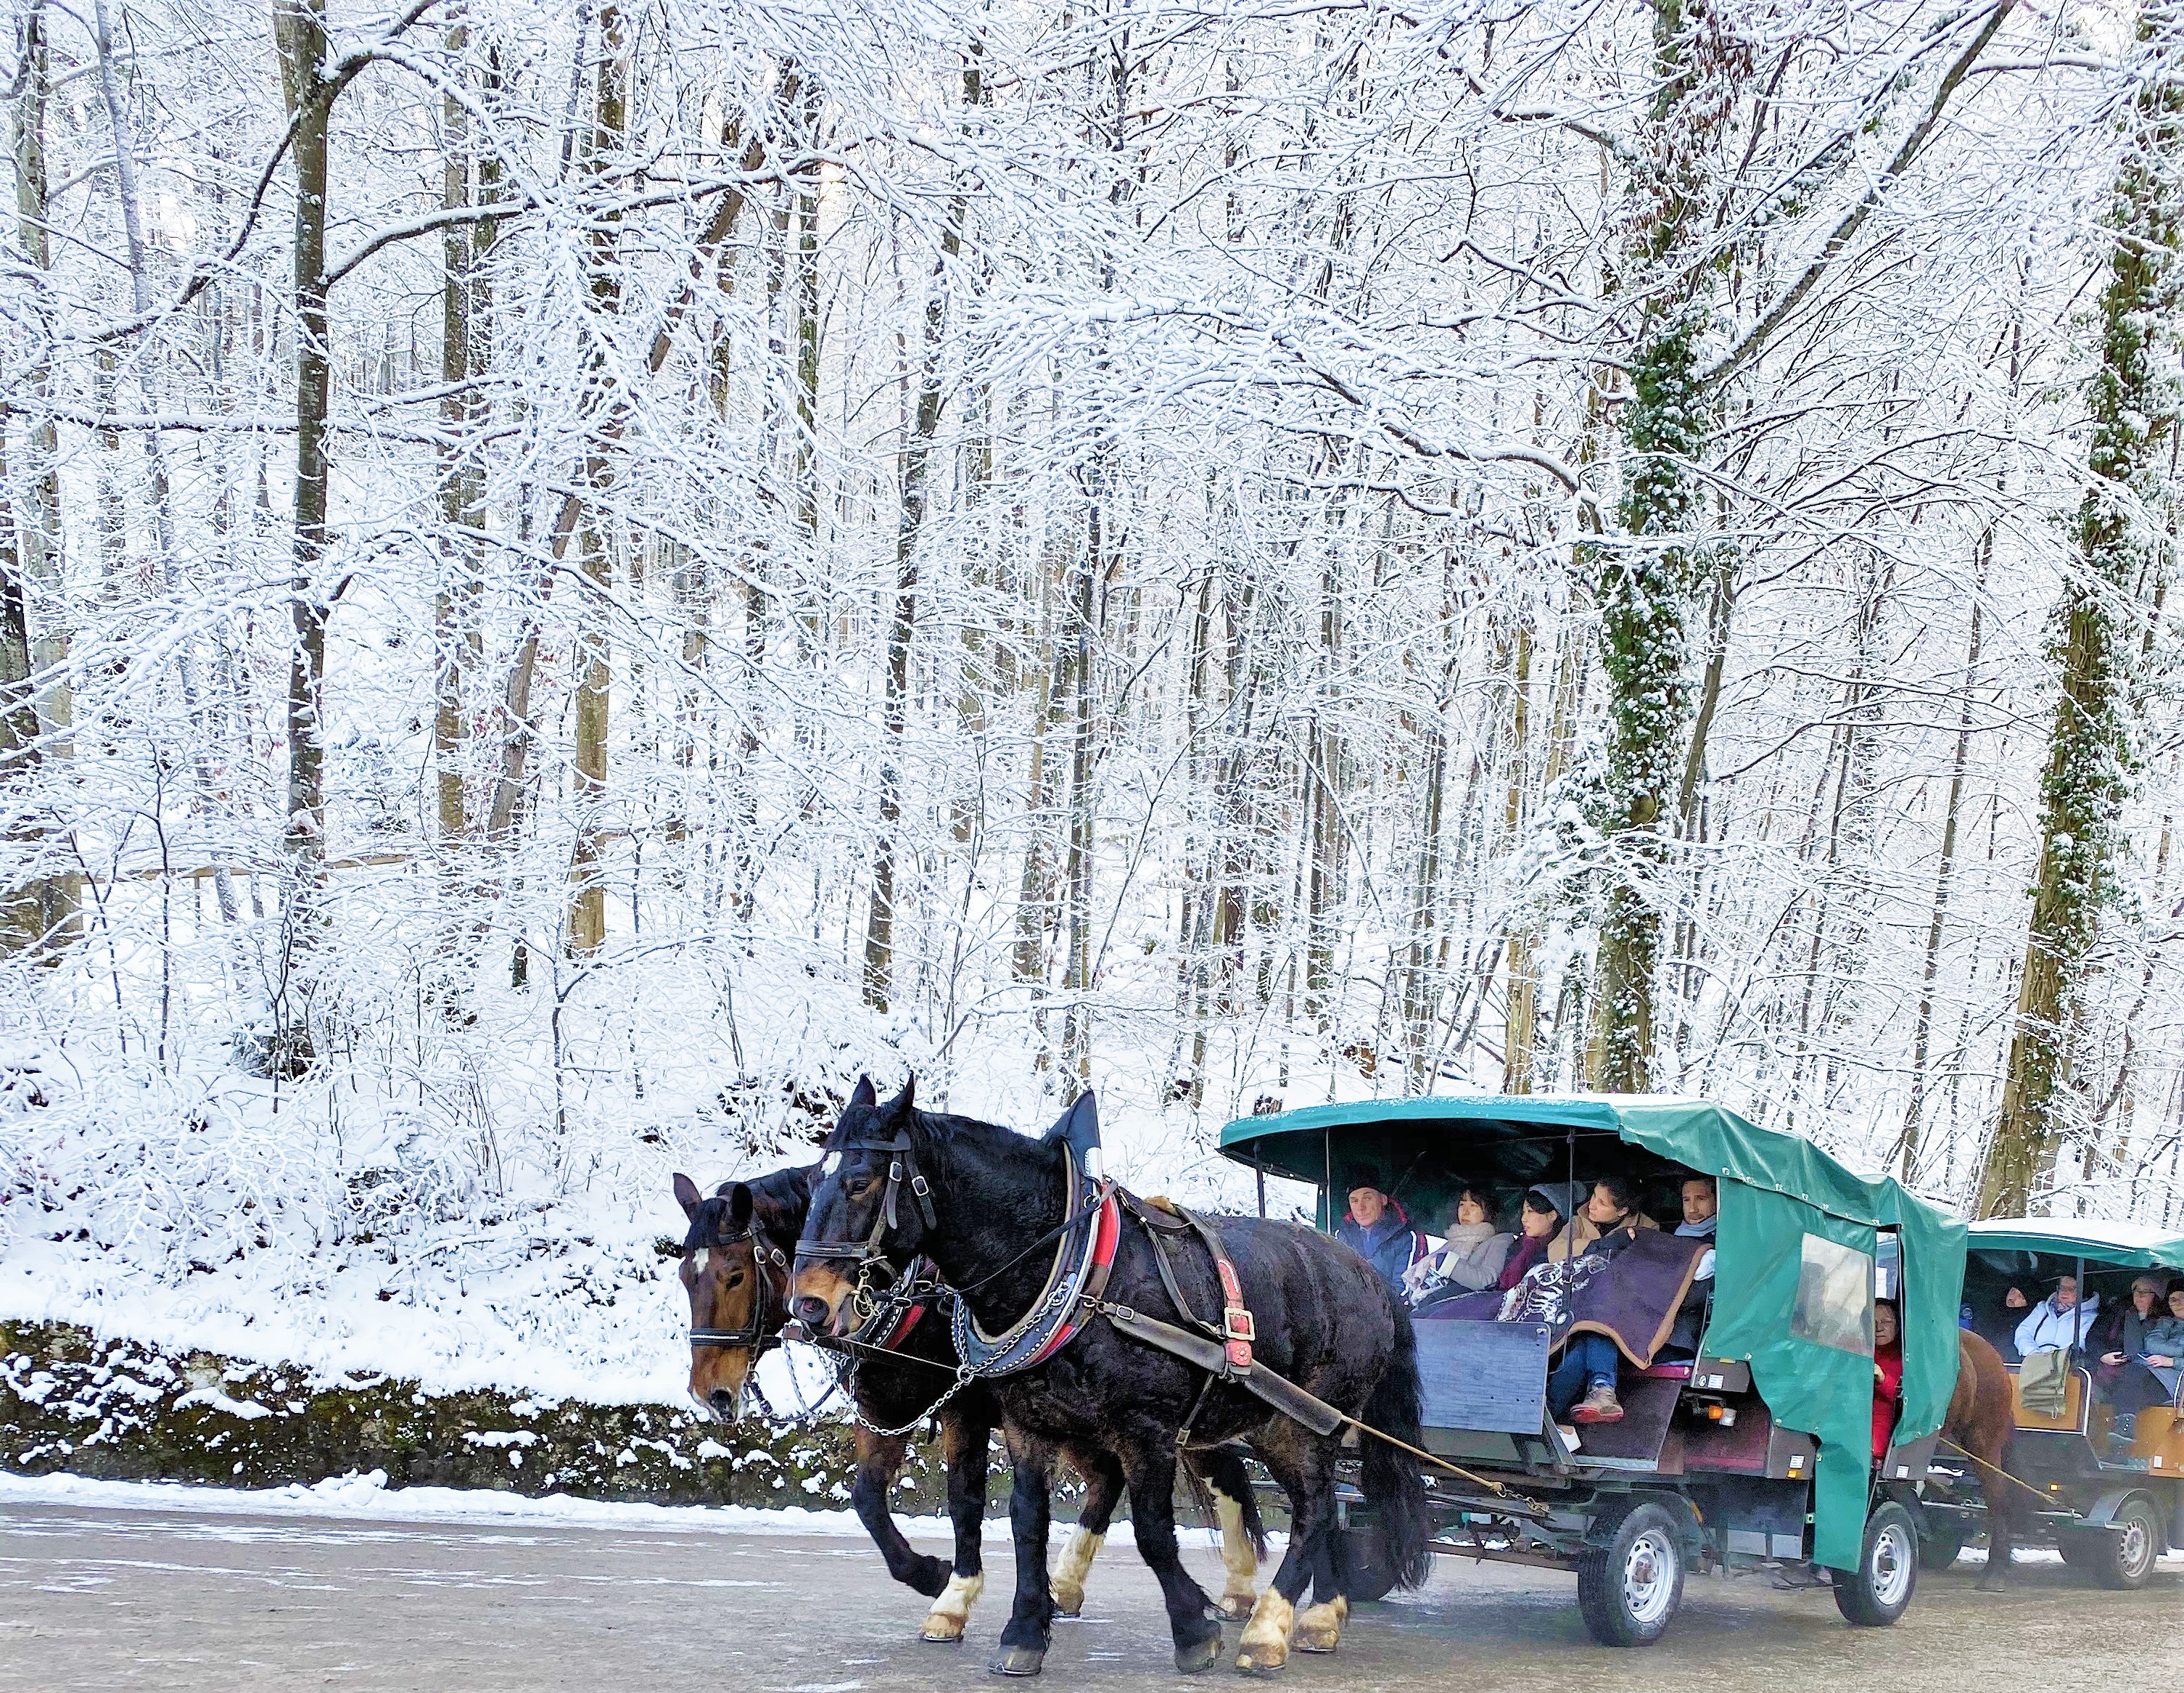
[1413,1228,1711,1368]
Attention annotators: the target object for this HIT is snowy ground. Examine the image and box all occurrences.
[1,976,1320,1405]
[0,1467,1243,1547]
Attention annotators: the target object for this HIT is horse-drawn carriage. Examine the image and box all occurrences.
[1219,1094,1967,1646]
[1916,1216,2184,1588]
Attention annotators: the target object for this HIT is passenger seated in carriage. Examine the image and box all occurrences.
[2013,1274,2099,1359]
[2099,1276,2184,1437]
[1660,1175,1718,1359]
[1541,1171,1719,1426]
[1873,1298,1905,1460]
[1497,1185,1567,1292]
[1335,1184,1427,1293]
[1547,1171,1657,1261]
[1545,1174,1652,1425]
[1403,1187,1515,1308]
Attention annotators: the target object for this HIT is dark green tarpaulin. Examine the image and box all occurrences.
[1220,1094,1967,1570]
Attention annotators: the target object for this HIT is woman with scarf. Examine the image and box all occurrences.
[1404,1187,1514,1307]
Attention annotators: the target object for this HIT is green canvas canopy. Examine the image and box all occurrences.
[1219,1094,1969,1572]
[1966,1216,2184,1273]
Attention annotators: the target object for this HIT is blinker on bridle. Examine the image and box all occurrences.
[799,1124,939,1269]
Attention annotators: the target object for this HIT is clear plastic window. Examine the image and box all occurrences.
[1792,1233,1874,1356]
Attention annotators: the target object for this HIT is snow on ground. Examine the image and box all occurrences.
[0,1468,1239,1547]
[0,954,1323,1404]
[0,1467,934,1533]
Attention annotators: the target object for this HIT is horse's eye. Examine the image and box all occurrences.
[848,1177,878,1200]
[725,1270,746,1288]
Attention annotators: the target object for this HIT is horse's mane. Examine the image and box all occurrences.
[683,1162,816,1254]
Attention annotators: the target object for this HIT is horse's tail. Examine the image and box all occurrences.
[1185,1443,1268,1559]
[1359,1297,1433,1591]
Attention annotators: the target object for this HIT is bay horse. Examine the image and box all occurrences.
[1942,1327,2018,1589]
[792,1079,1432,1677]
[674,1142,1266,1642]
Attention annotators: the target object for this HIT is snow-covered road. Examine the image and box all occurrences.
[0,1481,2177,1690]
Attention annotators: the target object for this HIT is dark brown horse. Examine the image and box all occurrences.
[674,1148,1266,1644]
[1942,1328,2018,1588]
[793,1079,1431,1676]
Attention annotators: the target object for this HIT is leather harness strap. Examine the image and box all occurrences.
[1108,1192,1281,1442]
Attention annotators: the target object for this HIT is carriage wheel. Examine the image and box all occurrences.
[1916,1515,1966,1571]
[1834,1502,1918,1628]
[1340,1525,1398,1604]
[2082,1496,2163,1591]
[1576,1502,1686,1648]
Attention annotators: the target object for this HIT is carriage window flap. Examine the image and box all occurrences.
[1792,1232,1874,1356]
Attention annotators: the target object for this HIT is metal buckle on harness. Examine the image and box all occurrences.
[1224,1309,1255,1372]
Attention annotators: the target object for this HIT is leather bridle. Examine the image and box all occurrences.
[795,1124,942,1331]
[685,1222,791,1354]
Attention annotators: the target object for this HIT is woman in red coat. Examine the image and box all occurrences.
[1872,1299,1905,1460]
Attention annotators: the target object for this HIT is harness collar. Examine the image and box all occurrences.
[951,1151,1121,1378]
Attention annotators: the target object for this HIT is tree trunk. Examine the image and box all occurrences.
[1900,536,1988,1179]
[3,1,79,954]
[566,5,628,958]
[863,55,971,1010]
[1981,8,2182,1215]
[1013,546,1057,989]
[434,12,482,849]
[1059,513,1100,1082]
[273,0,333,892]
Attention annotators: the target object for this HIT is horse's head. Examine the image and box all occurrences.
[792,1074,931,1335]
[674,1171,798,1422]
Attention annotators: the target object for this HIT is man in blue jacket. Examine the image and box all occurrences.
[1337,1185,1426,1293]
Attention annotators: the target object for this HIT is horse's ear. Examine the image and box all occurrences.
[672,1173,702,1218]
[883,1075,916,1121]
[726,1183,754,1234]
[848,1074,876,1111]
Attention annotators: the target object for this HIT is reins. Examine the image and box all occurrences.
[1936,1435,2056,1508]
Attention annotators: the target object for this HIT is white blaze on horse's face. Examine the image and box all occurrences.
[683,1235,759,1422]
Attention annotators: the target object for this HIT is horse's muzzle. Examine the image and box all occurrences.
[792,1294,834,1330]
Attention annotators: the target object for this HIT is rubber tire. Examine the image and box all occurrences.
[1916,1517,1966,1572]
[1576,1502,1686,1649]
[2085,1496,2164,1591]
[1834,1502,1919,1628]
[1341,1525,1397,1604]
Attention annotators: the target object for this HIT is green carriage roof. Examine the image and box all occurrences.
[1218,1093,1950,1232]
[1966,1216,2184,1272]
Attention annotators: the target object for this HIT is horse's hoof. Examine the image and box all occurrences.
[989,1646,1046,1678]
[1175,1634,1222,1674]
[1217,1590,1256,1621]
[920,1620,967,1643]
[1294,1597,1346,1653]
[1235,1589,1293,1675]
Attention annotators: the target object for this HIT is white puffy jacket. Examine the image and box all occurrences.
[2014,1294,2101,1357]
